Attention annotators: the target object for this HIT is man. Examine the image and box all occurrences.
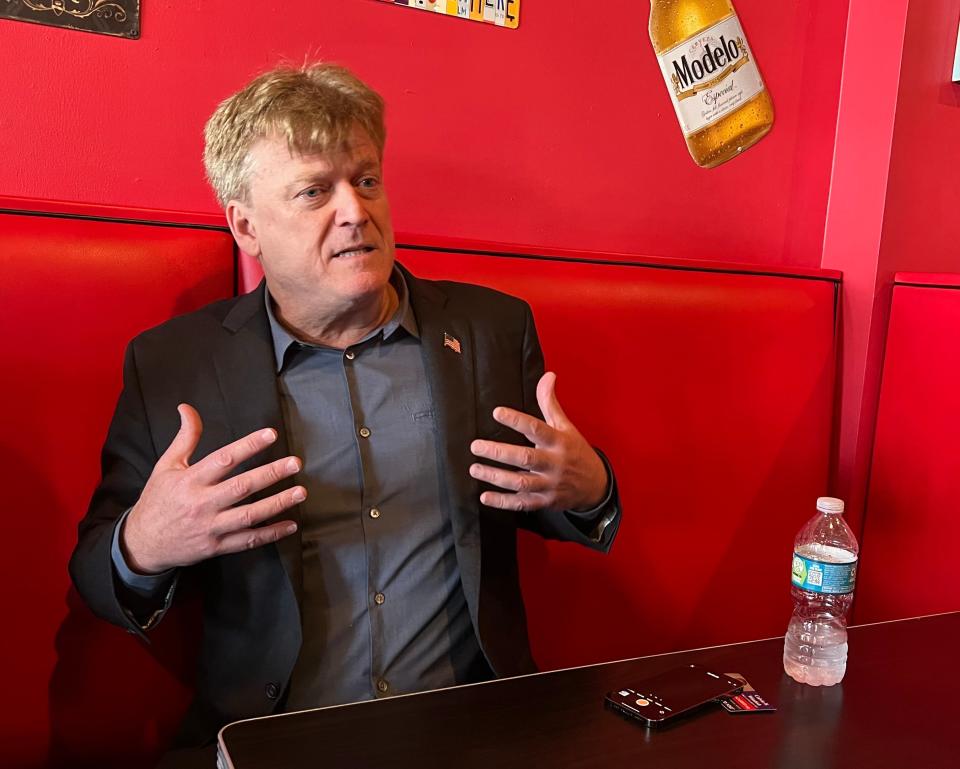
[69,63,621,759]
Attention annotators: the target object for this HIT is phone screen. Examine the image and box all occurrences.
[604,664,743,726]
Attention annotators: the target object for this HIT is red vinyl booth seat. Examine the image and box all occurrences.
[0,207,235,769]
[855,273,960,624]
[3,204,839,767]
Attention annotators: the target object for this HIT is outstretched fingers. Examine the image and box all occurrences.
[190,427,279,485]
[207,455,302,510]
[469,460,549,494]
[491,406,556,447]
[477,489,550,512]
[469,439,550,472]
[214,519,300,556]
[470,371,605,512]
[208,485,306,539]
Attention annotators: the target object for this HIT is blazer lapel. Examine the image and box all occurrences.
[402,266,482,591]
[215,281,303,608]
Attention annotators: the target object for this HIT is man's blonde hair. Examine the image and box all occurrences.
[203,63,386,206]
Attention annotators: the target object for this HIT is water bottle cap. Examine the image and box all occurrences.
[816,496,845,514]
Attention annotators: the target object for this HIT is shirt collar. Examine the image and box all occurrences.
[265,265,420,373]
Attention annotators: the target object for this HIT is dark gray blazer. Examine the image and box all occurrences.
[69,264,620,747]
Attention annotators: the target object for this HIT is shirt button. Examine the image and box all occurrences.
[377,679,389,693]
[345,351,356,360]
[369,507,381,519]
[265,682,281,700]
[374,592,385,605]
[359,426,371,438]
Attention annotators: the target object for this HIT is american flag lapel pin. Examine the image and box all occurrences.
[443,332,462,354]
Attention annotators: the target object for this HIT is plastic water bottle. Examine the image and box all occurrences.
[783,497,859,686]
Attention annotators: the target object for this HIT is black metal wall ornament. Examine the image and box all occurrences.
[1,0,140,39]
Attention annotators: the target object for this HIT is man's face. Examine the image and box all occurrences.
[233,124,395,320]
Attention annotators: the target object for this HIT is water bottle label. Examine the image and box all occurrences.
[791,552,857,594]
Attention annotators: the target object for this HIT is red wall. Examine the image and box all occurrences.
[0,0,846,267]
[819,0,911,534]
[880,1,960,279]
[821,0,960,536]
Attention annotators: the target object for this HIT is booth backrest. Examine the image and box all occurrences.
[397,246,840,669]
[0,208,235,768]
[2,205,839,767]
[855,274,960,624]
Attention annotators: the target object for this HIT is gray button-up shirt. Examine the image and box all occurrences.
[268,269,487,709]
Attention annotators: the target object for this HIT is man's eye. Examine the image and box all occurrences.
[358,177,380,189]
[299,186,326,199]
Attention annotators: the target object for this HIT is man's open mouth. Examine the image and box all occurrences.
[333,245,376,258]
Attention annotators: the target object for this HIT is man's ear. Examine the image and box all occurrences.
[225,199,261,260]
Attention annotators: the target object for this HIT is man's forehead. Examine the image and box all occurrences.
[248,131,379,179]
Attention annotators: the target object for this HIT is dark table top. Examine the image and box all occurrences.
[218,611,959,769]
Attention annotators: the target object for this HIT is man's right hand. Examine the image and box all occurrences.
[121,404,305,575]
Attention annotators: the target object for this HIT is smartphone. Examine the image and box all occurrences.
[604,664,743,726]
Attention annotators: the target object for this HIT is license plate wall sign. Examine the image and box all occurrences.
[0,1,140,39]
[377,0,518,30]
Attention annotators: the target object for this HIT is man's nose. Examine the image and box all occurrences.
[332,183,368,227]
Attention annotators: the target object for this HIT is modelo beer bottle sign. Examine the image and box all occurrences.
[650,0,774,168]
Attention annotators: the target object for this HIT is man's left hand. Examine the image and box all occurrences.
[469,372,608,512]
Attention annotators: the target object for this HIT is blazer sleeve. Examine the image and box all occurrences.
[68,340,177,639]
[515,304,622,553]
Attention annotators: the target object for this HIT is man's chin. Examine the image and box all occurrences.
[339,267,394,300]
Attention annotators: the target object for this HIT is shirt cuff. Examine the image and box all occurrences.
[111,508,176,599]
